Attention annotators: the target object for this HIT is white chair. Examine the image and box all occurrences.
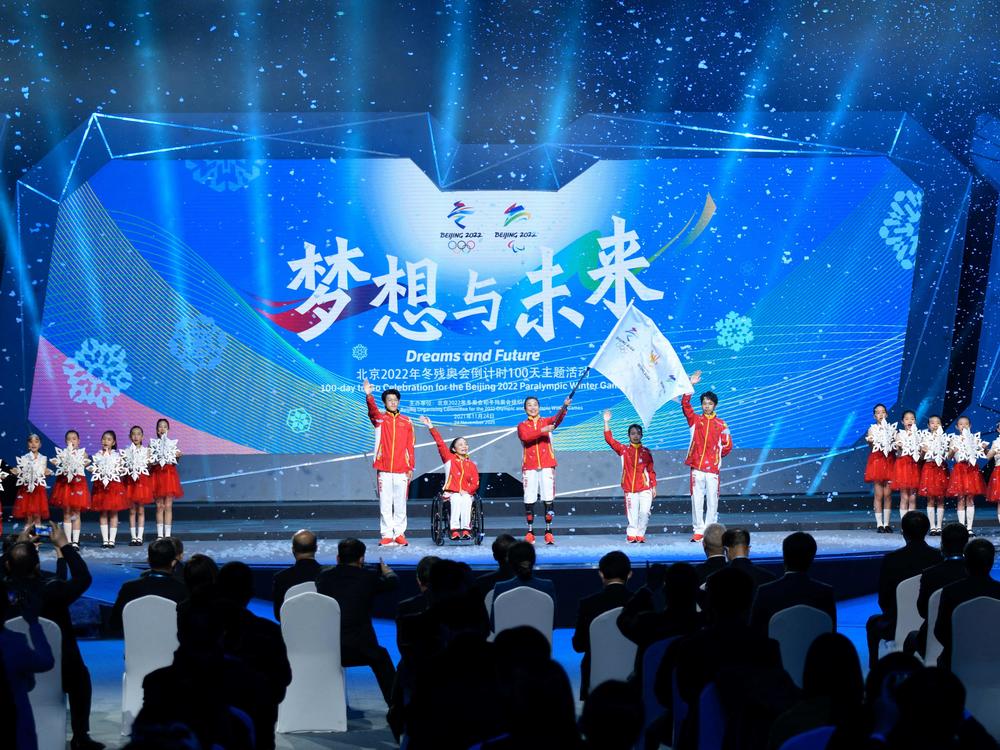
[284,581,317,602]
[951,596,1000,740]
[923,588,944,666]
[121,595,179,735]
[484,590,495,641]
[768,605,834,688]
[277,591,347,733]
[697,682,725,750]
[893,574,923,648]
[6,617,64,750]
[589,606,637,691]
[493,587,555,644]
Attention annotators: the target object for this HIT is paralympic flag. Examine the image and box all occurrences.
[588,302,694,427]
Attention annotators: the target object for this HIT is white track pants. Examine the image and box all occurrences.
[446,491,473,530]
[378,471,408,538]
[523,467,555,505]
[690,469,720,534]
[625,490,653,537]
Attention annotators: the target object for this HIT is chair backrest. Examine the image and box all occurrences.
[484,590,495,622]
[493,586,554,643]
[923,588,944,667]
[6,617,64,750]
[277,591,347,733]
[951,596,1000,740]
[894,574,923,646]
[777,725,836,750]
[284,581,317,601]
[121,595,179,734]
[768,605,834,688]
[638,636,678,750]
[589,606,638,691]
[697,682,725,750]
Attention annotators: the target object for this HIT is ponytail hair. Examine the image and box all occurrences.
[507,541,536,581]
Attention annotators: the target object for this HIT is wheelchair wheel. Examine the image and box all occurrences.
[430,494,447,546]
[471,494,485,546]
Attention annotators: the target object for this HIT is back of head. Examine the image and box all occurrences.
[580,680,643,750]
[705,566,754,622]
[494,624,551,663]
[507,540,536,580]
[183,553,218,593]
[427,558,465,599]
[964,538,995,576]
[664,562,699,609]
[599,550,631,582]
[782,531,817,572]
[501,658,578,746]
[802,633,863,710]
[901,510,930,543]
[415,555,440,587]
[492,533,517,566]
[217,561,255,608]
[703,522,727,556]
[6,541,39,579]
[940,523,969,557]
[337,537,366,565]
[892,667,966,748]
[722,527,751,550]
[865,652,920,707]
[292,529,317,558]
[166,536,183,558]
[147,538,176,570]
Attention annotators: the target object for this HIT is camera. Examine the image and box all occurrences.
[33,524,52,539]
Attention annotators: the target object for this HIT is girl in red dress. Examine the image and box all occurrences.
[11,433,52,529]
[89,430,129,548]
[49,429,90,548]
[123,425,154,546]
[149,418,183,540]
[946,416,988,536]
[919,415,950,535]
[984,422,1000,521]
[892,410,922,521]
[864,404,896,533]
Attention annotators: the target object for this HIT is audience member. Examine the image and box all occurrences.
[315,537,398,704]
[476,533,517,596]
[904,522,969,657]
[397,554,439,619]
[572,550,633,699]
[109,538,187,633]
[270,529,322,620]
[865,510,941,667]
[721,527,776,592]
[934,537,1000,670]
[491,540,556,629]
[579,680,643,750]
[694,522,727,583]
[167,536,185,582]
[182,552,218,595]
[750,531,836,633]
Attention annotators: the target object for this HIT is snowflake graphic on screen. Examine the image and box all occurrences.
[62,338,133,409]
[351,344,369,361]
[715,311,754,352]
[169,314,227,373]
[185,159,265,192]
[879,189,923,270]
[286,408,312,434]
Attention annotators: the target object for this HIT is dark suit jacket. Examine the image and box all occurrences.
[571,582,633,698]
[750,572,837,633]
[910,557,967,655]
[694,555,727,584]
[490,575,557,630]
[271,558,323,620]
[476,565,513,598]
[727,557,777,590]
[876,541,941,628]
[315,564,398,651]
[934,574,1000,669]
[110,569,188,633]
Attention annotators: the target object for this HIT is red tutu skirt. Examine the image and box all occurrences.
[892,455,921,491]
[864,451,895,483]
[51,476,91,512]
[919,462,950,498]
[124,474,155,505]
[91,480,129,512]
[13,486,50,519]
[150,464,184,499]
[947,462,986,497]
[986,469,1000,503]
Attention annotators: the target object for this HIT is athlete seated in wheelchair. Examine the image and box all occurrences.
[419,415,484,542]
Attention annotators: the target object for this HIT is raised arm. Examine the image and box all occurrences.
[363,378,381,427]
[549,395,572,429]
[422,419,452,463]
[603,410,625,454]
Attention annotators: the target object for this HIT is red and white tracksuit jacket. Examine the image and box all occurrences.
[517,406,567,470]
[430,428,480,495]
[604,431,656,492]
[681,394,732,474]
[366,394,415,474]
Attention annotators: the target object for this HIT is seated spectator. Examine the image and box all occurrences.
[750,531,836,633]
[315,537,398,704]
[167,536,185,582]
[580,680,643,750]
[395,555,439,656]
[270,529,322,620]
[110,538,188,633]
[767,632,863,750]
[182,553,218,595]
[934,538,1000,670]
[904,522,969,657]
[491,540,556,629]
[694,522,727,583]
[572,550,633,699]
[865,511,940,667]
[721,528,776,593]
[476,533,517,596]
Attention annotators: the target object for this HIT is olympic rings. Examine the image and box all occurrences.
[448,239,476,253]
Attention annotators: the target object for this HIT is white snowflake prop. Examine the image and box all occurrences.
[922,428,950,467]
[714,311,754,352]
[0,465,7,483]
[897,427,922,461]
[53,446,88,479]
[951,429,987,466]
[91,451,125,488]
[15,453,48,493]
[993,437,1000,454]
[870,420,898,457]
[149,436,180,467]
[121,444,151,481]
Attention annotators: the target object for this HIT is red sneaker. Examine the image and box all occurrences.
[525,532,535,543]
[544,532,555,545]
[450,530,460,540]
[379,537,394,546]
[690,533,704,542]
[394,535,409,546]
[637,536,646,543]
[626,535,637,543]
[461,530,472,540]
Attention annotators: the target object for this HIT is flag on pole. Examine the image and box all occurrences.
[588,302,693,427]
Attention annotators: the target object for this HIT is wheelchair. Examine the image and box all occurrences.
[430,492,485,546]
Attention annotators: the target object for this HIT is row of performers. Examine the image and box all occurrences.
[3,420,184,548]
[865,406,1000,535]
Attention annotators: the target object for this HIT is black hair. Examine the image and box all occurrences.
[873,403,887,415]
[956,414,970,425]
[901,510,930,542]
[148,538,176,569]
[701,391,718,406]
[579,680,644,749]
[381,388,401,405]
[492,533,517,565]
[802,633,863,717]
[129,425,144,436]
[722,528,751,548]
[156,418,170,430]
[183,553,218,593]
[523,395,539,409]
[782,531,817,572]
[599,550,632,581]
[705,566,754,620]
[167,536,184,556]
[6,541,40,578]
[627,423,643,438]
[965,538,996,575]
[507,540,536,580]
[415,555,440,586]
[102,430,118,450]
[928,414,942,423]
[902,409,916,420]
[338,537,366,565]
[449,436,466,454]
[663,562,699,608]
[940,523,969,557]
[217,561,255,607]
[64,429,79,441]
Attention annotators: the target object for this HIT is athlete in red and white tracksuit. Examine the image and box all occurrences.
[517,394,572,544]
[681,371,733,539]
[422,418,480,540]
[603,411,657,542]
[364,380,415,545]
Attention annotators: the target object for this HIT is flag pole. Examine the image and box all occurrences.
[569,366,590,398]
